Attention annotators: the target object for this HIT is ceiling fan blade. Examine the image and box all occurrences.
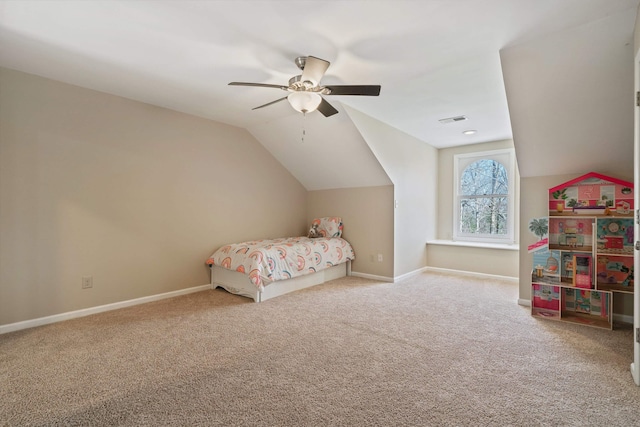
[301,56,330,86]
[229,82,288,91]
[324,85,381,96]
[317,98,339,117]
[252,96,288,110]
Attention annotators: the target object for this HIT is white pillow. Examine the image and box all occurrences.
[310,217,343,238]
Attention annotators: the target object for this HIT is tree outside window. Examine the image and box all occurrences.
[453,149,515,243]
[459,159,508,235]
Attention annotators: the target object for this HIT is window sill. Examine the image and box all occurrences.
[426,239,520,251]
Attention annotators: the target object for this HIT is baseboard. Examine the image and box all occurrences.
[0,284,212,335]
[350,271,394,282]
[394,267,429,282]
[518,298,532,307]
[424,266,518,283]
[631,363,640,386]
[614,313,633,325]
[351,267,517,284]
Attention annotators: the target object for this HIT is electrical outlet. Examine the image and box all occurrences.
[82,276,93,289]
[377,254,383,262]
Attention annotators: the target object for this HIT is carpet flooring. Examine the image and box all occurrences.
[1,272,639,426]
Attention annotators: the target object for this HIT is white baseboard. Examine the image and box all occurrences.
[351,267,518,285]
[394,267,429,282]
[631,363,640,386]
[0,284,212,335]
[614,313,634,325]
[518,298,532,307]
[424,266,519,284]
[350,271,394,282]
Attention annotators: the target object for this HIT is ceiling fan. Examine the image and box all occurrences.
[229,56,381,117]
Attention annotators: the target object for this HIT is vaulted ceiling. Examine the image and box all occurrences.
[1,0,638,187]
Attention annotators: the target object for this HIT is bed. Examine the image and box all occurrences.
[206,217,355,302]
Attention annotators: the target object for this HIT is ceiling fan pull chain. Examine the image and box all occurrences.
[301,112,306,143]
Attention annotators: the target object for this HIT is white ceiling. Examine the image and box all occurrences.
[1,0,639,185]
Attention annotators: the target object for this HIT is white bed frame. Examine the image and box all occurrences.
[210,261,351,302]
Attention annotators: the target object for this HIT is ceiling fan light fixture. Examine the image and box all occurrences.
[287,91,322,114]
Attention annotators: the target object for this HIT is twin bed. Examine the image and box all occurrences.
[206,217,355,302]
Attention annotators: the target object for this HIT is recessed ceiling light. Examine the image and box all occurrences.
[462,130,477,135]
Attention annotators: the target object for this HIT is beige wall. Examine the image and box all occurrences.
[426,244,518,278]
[0,68,308,325]
[345,106,438,278]
[519,173,633,316]
[307,186,394,279]
[428,139,519,278]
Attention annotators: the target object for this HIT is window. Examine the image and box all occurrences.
[453,149,515,244]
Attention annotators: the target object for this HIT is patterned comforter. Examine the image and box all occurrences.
[206,237,355,289]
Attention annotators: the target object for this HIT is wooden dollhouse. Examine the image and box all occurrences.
[532,172,634,329]
[548,172,633,216]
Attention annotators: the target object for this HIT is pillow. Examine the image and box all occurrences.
[309,217,343,238]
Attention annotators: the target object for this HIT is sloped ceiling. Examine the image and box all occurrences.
[500,9,636,179]
[247,101,392,191]
[1,0,639,188]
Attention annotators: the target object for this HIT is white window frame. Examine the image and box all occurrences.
[453,148,515,244]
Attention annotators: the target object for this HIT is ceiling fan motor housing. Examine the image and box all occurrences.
[288,75,315,91]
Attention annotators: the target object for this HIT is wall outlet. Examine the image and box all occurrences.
[377,253,383,262]
[82,276,93,289]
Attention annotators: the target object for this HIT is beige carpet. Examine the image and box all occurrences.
[1,272,638,426]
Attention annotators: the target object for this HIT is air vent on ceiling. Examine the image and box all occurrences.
[438,115,468,124]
